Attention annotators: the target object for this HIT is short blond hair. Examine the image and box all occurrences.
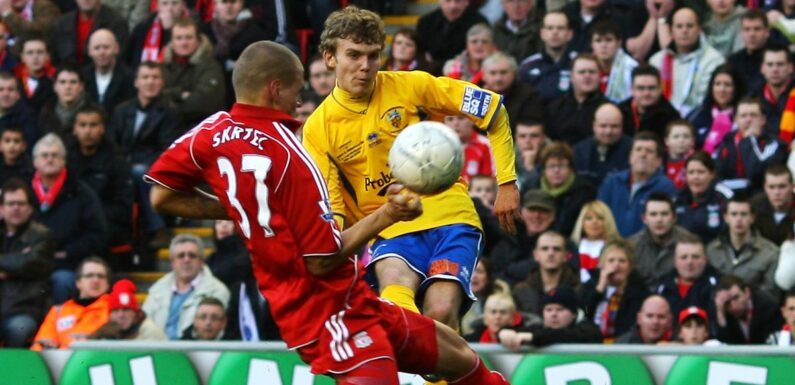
[484,293,516,313]
[319,6,386,54]
[232,41,303,101]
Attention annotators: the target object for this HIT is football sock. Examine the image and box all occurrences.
[448,356,510,385]
[381,284,420,314]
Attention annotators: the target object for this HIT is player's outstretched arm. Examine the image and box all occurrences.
[150,185,230,220]
[305,184,422,276]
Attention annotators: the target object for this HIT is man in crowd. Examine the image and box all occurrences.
[50,0,128,65]
[110,62,180,249]
[714,274,781,344]
[753,45,795,142]
[616,295,673,344]
[598,131,677,236]
[416,0,488,66]
[657,235,720,327]
[591,20,637,103]
[498,286,602,349]
[142,234,229,340]
[545,53,607,145]
[0,72,37,147]
[16,36,54,112]
[38,64,93,136]
[180,297,229,340]
[492,0,540,62]
[82,28,134,115]
[629,192,696,290]
[31,133,107,304]
[89,279,167,341]
[67,105,133,271]
[519,11,576,103]
[649,7,724,116]
[751,164,795,245]
[514,121,546,192]
[481,52,544,131]
[728,10,770,93]
[706,194,780,297]
[512,231,580,316]
[128,0,187,66]
[573,102,632,187]
[32,257,110,350]
[618,64,680,139]
[0,0,60,40]
[0,178,54,347]
[162,18,225,129]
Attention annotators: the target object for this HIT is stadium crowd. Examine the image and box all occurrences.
[0,0,795,354]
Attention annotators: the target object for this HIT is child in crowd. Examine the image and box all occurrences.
[444,114,494,183]
[0,126,31,185]
[466,293,523,344]
[664,120,696,190]
[469,174,497,211]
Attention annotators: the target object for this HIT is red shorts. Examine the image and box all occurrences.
[297,298,439,376]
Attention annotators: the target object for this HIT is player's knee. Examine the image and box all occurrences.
[423,300,458,327]
[375,259,417,288]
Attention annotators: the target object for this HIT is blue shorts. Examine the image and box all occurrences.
[367,224,481,302]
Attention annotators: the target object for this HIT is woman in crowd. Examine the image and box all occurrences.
[461,258,510,336]
[465,293,528,343]
[579,239,649,343]
[686,64,745,152]
[534,142,595,237]
[674,151,730,244]
[570,200,621,283]
[442,23,495,84]
[382,28,430,72]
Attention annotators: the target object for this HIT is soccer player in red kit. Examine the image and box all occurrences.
[144,41,510,385]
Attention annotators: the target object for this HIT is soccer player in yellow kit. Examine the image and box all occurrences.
[303,7,520,332]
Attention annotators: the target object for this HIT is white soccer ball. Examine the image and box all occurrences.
[389,121,464,194]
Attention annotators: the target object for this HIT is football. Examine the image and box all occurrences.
[388,121,464,194]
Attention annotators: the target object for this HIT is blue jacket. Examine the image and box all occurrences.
[597,169,677,236]
[518,49,576,103]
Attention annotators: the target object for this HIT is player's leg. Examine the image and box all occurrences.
[392,306,510,385]
[333,358,400,385]
[370,234,428,314]
[422,280,464,329]
[421,224,481,329]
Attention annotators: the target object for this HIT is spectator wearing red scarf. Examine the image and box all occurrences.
[50,0,128,65]
[30,133,107,304]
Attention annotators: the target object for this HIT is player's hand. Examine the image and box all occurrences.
[384,184,422,222]
[494,182,520,235]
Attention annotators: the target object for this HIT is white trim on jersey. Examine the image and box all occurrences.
[142,174,182,192]
[273,122,342,246]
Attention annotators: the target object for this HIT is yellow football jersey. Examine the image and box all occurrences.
[303,71,516,238]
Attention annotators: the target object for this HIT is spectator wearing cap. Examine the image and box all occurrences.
[0,178,54,347]
[180,296,231,341]
[513,231,580,316]
[31,257,111,350]
[615,295,673,344]
[629,192,696,290]
[676,306,719,345]
[142,234,229,340]
[498,286,602,349]
[598,131,677,237]
[89,279,166,341]
[657,235,720,328]
[767,291,795,346]
[714,274,781,344]
[579,238,650,343]
[492,190,577,286]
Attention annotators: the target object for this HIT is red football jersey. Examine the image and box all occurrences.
[145,104,382,348]
[461,131,495,182]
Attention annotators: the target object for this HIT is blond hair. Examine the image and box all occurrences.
[232,41,303,101]
[319,6,386,54]
[570,200,620,243]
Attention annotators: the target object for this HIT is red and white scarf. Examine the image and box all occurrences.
[32,168,67,212]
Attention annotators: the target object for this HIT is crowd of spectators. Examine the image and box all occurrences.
[1,0,795,351]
